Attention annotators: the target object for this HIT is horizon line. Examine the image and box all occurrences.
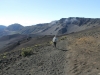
[1,17,100,26]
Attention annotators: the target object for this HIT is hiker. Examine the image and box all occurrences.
[52,35,57,47]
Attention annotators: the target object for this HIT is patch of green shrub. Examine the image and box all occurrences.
[60,36,67,40]
[21,50,32,57]
[3,55,6,58]
[20,44,43,57]
[35,45,38,47]
[34,44,41,47]
[50,41,53,45]
[21,47,33,57]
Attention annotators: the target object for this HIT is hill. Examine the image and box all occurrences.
[0,24,23,37]
[0,25,6,31]
[0,26,100,75]
[6,23,24,31]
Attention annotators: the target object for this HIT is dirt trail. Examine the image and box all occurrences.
[1,40,69,75]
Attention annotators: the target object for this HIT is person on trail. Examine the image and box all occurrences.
[52,35,57,47]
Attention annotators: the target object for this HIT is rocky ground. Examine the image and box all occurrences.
[0,39,68,75]
[0,26,100,75]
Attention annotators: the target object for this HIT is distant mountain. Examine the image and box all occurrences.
[6,23,24,31]
[19,17,100,35]
[19,23,49,34]
[0,24,22,37]
[1,17,100,37]
[0,25,6,31]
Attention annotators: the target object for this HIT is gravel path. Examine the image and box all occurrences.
[1,43,69,75]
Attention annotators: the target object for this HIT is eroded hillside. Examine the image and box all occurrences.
[0,26,100,75]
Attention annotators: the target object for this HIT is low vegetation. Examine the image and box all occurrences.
[20,43,45,57]
[21,47,33,57]
[60,36,67,40]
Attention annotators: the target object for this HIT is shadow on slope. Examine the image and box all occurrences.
[56,47,68,51]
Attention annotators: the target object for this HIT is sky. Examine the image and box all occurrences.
[0,0,100,26]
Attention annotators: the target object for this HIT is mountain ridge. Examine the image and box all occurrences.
[1,17,100,37]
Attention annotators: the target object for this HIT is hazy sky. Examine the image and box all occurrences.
[0,0,100,26]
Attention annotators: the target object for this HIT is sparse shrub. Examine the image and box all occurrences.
[38,44,41,46]
[1,52,8,59]
[35,45,38,47]
[60,37,63,40]
[34,44,41,47]
[3,55,6,58]
[61,38,64,40]
[50,41,53,45]
[21,44,43,57]
[65,36,67,38]
[26,47,32,50]
[21,50,32,57]
[60,36,66,40]
[21,47,33,57]
[21,48,25,51]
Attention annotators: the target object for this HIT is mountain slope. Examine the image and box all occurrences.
[0,26,100,75]
[65,26,100,75]
[19,23,49,34]
[0,34,67,75]
[0,34,28,52]
[0,30,19,38]
[19,17,100,35]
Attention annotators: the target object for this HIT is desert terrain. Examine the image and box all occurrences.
[0,26,100,75]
